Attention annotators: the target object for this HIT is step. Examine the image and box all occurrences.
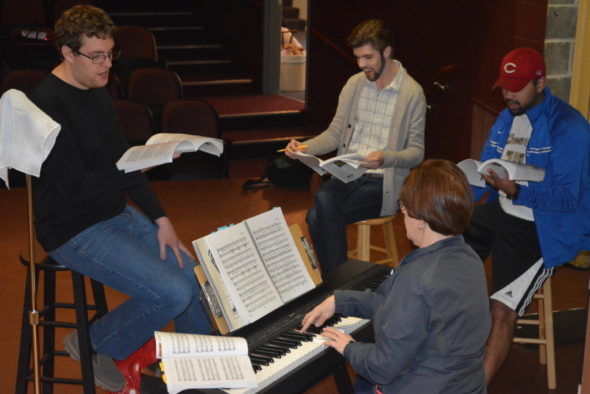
[150,26,209,45]
[109,11,198,27]
[167,58,232,67]
[283,18,306,32]
[224,125,319,146]
[203,94,304,117]
[224,125,319,159]
[99,0,193,13]
[157,43,224,60]
[220,111,308,132]
[282,6,300,19]
[172,66,258,97]
[168,62,243,81]
[182,79,257,97]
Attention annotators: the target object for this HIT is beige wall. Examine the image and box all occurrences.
[569,0,590,118]
[292,0,307,22]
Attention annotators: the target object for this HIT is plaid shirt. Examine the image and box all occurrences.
[348,60,405,174]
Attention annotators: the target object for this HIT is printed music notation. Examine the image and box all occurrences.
[193,208,319,333]
[155,331,256,393]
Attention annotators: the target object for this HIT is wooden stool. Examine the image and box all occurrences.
[348,216,399,267]
[513,276,556,389]
[16,255,108,394]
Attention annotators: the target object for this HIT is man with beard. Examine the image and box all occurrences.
[283,19,426,276]
[464,47,590,387]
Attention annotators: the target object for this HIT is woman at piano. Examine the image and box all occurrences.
[301,159,491,393]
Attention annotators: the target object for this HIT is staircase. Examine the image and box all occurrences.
[98,0,317,178]
[103,1,258,97]
[282,0,306,32]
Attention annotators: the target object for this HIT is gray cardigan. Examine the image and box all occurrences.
[304,64,426,216]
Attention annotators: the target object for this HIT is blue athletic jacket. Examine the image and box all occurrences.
[473,88,590,268]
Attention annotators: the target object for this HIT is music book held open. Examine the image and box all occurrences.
[193,207,322,334]
[294,151,367,183]
[154,331,257,394]
[457,158,545,187]
[116,133,223,173]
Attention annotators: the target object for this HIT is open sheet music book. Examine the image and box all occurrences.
[294,151,366,183]
[155,331,257,393]
[193,207,322,334]
[458,158,545,187]
[116,133,223,173]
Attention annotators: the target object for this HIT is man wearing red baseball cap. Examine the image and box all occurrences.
[464,47,590,386]
[492,47,546,93]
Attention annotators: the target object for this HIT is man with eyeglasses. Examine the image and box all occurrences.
[30,5,211,391]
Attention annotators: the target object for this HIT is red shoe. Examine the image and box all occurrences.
[111,338,157,394]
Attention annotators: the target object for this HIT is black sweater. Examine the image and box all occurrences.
[31,74,165,251]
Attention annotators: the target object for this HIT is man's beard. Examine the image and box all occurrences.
[365,52,387,81]
[505,100,525,116]
[505,90,544,116]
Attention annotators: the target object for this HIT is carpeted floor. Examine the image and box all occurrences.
[202,94,305,117]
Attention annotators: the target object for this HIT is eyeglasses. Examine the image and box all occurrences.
[70,47,121,64]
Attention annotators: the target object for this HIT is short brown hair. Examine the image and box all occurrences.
[346,19,394,54]
[54,5,116,54]
[399,159,473,235]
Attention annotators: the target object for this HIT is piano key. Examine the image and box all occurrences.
[270,338,300,348]
[256,343,291,354]
[252,349,283,358]
[217,262,391,394]
[225,316,369,394]
[324,315,342,325]
[280,332,311,341]
[302,325,323,334]
[257,345,289,356]
[249,355,271,366]
[260,344,290,356]
[285,331,314,341]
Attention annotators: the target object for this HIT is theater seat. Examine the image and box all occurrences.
[112,25,164,97]
[113,99,154,145]
[160,99,229,179]
[127,68,182,127]
[0,69,46,96]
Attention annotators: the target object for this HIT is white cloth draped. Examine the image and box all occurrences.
[0,89,61,188]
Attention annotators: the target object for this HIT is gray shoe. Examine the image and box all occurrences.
[63,331,125,392]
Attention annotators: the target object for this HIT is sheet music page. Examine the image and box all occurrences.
[293,151,327,175]
[161,355,257,392]
[320,153,367,183]
[457,159,485,187]
[155,331,248,359]
[193,238,244,332]
[205,223,283,324]
[246,208,315,303]
[116,141,177,172]
[146,133,223,156]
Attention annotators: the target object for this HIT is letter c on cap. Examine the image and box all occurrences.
[504,62,517,74]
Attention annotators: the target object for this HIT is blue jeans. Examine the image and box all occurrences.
[50,205,211,360]
[307,176,383,276]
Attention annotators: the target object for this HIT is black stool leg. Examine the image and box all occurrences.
[90,279,108,319]
[42,268,56,394]
[15,265,37,394]
[71,271,96,394]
